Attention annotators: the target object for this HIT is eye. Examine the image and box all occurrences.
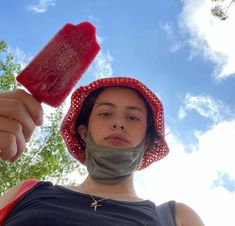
[98,112,112,118]
[127,115,140,121]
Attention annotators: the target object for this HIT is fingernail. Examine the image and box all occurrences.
[36,117,44,125]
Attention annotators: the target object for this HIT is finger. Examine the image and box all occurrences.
[8,120,26,163]
[0,116,26,161]
[0,132,17,161]
[0,98,36,141]
[1,89,44,126]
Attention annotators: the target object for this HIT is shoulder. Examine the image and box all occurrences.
[0,179,39,210]
[175,202,205,226]
[0,180,25,209]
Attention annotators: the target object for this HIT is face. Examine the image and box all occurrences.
[86,87,148,149]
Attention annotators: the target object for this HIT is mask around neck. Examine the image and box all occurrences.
[85,133,145,184]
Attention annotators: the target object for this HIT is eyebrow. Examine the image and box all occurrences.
[95,102,145,113]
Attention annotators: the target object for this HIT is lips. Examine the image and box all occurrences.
[105,134,129,144]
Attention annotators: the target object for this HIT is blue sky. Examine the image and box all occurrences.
[1,1,235,225]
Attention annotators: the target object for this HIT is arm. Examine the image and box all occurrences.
[0,89,43,162]
[0,179,39,226]
[175,202,205,226]
[0,181,25,209]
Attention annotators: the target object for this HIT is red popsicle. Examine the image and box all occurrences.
[16,22,100,107]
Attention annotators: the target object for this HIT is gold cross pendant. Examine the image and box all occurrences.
[91,201,102,211]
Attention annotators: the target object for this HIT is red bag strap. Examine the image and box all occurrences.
[0,179,39,225]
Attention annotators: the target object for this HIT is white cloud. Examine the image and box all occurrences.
[135,119,235,226]
[10,47,32,69]
[178,105,187,119]
[96,35,105,45]
[160,22,175,39]
[178,0,235,80]
[87,50,113,80]
[88,15,101,24]
[193,120,235,177]
[169,43,182,53]
[159,21,183,52]
[26,0,56,13]
[179,93,233,123]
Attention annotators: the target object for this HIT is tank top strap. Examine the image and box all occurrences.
[155,201,176,226]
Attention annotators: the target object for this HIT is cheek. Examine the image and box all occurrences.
[129,122,147,143]
[87,117,104,141]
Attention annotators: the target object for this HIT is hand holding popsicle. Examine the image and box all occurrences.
[16,22,100,107]
[0,22,99,161]
[0,89,43,162]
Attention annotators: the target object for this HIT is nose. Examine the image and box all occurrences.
[112,121,125,131]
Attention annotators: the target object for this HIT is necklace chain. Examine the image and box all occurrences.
[80,184,108,211]
[79,184,140,211]
[89,194,108,211]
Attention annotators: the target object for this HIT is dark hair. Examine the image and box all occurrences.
[75,87,159,149]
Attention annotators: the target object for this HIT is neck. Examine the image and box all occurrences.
[80,174,138,198]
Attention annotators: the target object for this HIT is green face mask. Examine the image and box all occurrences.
[85,133,145,184]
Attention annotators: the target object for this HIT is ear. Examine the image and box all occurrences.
[77,124,88,141]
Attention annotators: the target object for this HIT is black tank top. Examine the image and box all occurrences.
[4,181,176,226]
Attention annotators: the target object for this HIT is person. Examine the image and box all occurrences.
[0,77,205,225]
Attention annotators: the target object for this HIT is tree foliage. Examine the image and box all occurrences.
[211,0,234,20]
[0,40,85,195]
[0,41,21,91]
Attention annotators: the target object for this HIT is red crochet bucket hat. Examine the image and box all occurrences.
[61,77,169,169]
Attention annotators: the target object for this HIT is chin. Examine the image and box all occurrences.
[105,143,131,149]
